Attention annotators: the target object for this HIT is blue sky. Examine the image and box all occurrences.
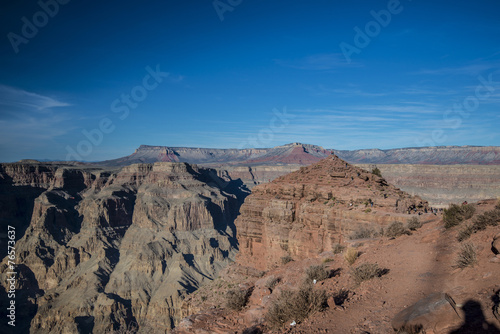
[1,0,499,162]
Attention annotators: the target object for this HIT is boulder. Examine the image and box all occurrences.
[492,233,500,255]
[392,293,461,332]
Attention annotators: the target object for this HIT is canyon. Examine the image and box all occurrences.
[96,143,500,207]
[0,161,244,333]
[1,144,499,333]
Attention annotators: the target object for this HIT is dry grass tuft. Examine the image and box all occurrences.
[343,247,359,265]
[351,263,383,284]
[385,221,411,238]
[407,217,423,231]
[226,288,250,311]
[454,242,477,269]
[305,265,329,282]
[265,283,327,329]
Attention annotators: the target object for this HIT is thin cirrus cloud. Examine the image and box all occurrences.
[0,85,71,112]
[0,85,73,148]
[274,53,361,70]
[412,62,500,76]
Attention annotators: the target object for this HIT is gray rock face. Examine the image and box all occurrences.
[392,293,461,332]
[0,162,244,333]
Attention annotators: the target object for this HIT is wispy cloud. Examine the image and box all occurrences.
[0,85,71,111]
[412,62,500,76]
[0,85,73,150]
[305,84,388,97]
[274,53,361,70]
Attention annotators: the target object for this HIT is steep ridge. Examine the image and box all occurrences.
[0,162,244,333]
[235,155,429,271]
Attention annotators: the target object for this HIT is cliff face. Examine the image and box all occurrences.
[234,156,428,271]
[356,164,500,207]
[336,146,500,164]
[0,162,243,333]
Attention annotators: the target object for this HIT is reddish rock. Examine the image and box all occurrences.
[235,155,429,270]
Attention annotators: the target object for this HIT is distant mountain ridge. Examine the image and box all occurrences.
[97,143,500,166]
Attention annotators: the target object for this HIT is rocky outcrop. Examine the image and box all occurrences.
[0,162,243,333]
[94,144,500,206]
[235,155,429,271]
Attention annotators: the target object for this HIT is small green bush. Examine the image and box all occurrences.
[281,255,293,265]
[443,203,476,229]
[407,217,422,231]
[344,247,359,265]
[457,224,476,242]
[371,167,382,177]
[454,242,477,269]
[473,207,500,231]
[226,289,250,311]
[305,265,329,282]
[351,263,383,284]
[385,222,411,238]
[265,283,327,329]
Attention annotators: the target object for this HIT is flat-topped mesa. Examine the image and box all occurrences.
[235,155,429,270]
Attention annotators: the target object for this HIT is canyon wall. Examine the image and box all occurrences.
[0,162,243,333]
[356,164,500,207]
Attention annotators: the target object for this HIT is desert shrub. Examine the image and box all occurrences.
[457,224,476,242]
[454,242,477,269]
[281,255,293,265]
[265,276,281,291]
[332,288,349,306]
[305,265,329,282]
[371,167,382,177]
[344,247,359,265]
[322,258,334,263]
[350,226,375,239]
[443,203,476,229]
[364,208,372,213]
[226,289,250,311]
[265,284,327,329]
[385,222,411,238]
[407,217,423,231]
[351,263,383,284]
[473,207,500,231]
[332,243,345,254]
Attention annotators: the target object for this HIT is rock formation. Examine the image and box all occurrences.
[0,162,244,333]
[97,143,500,167]
[93,143,500,206]
[235,155,428,270]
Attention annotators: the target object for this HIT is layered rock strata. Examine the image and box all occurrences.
[0,162,242,333]
[235,155,429,270]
